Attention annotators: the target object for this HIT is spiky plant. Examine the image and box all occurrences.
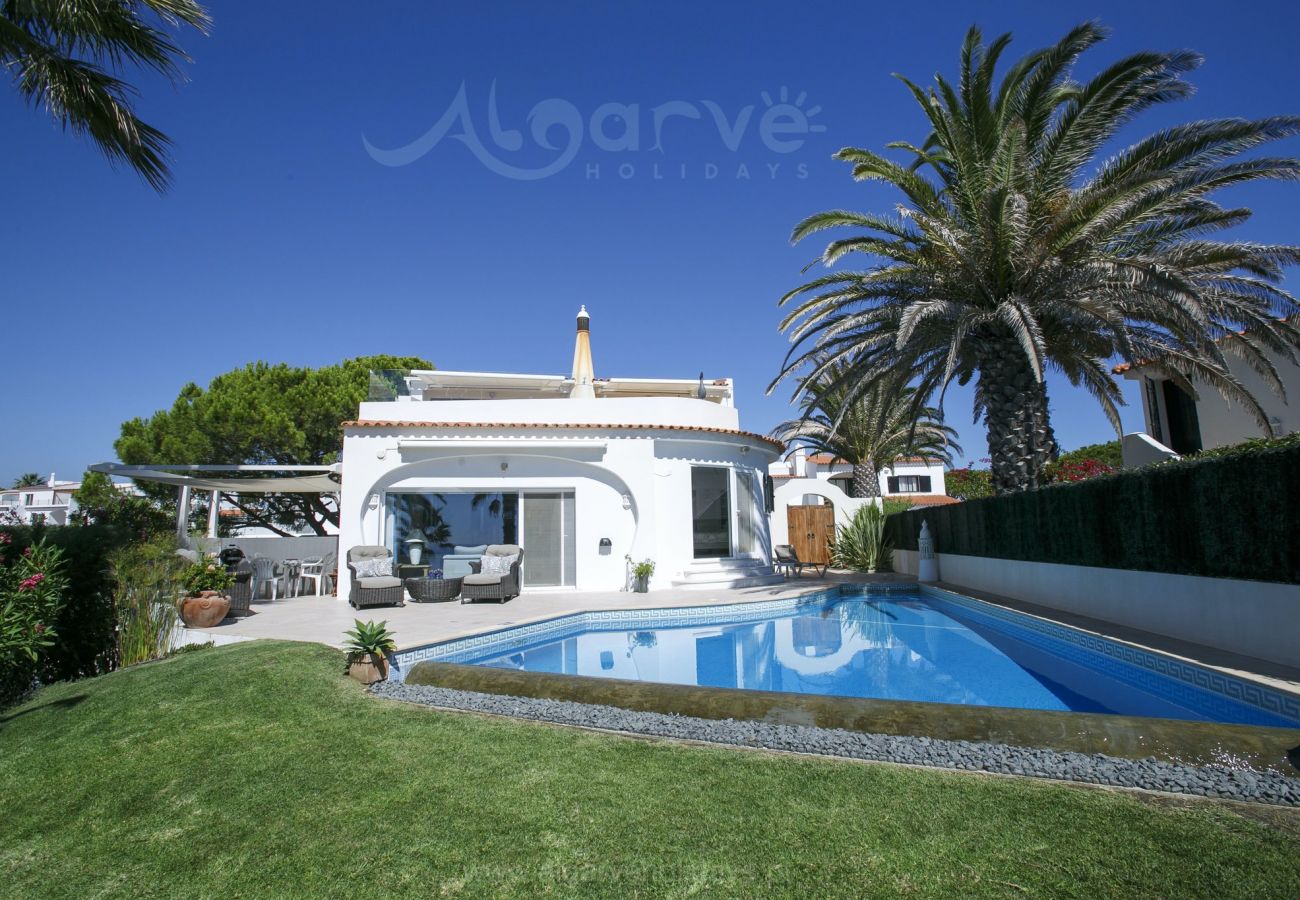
[829,504,891,573]
[772,362,960,498]
[775,22,1300,494]
[2,0,211,191]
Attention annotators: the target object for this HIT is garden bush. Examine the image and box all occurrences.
[885,440,1300,583]
[830,504,891,573]
[0,523,133,702]
[0,538,68,706]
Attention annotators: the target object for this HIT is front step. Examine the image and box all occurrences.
[670,557,786,590]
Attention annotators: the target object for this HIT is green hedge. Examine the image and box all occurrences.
[1,523,132,704]
[884,442,1300,584]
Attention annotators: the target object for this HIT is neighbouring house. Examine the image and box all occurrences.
[0,474,81,525]
[767,449,957,508]
[1113,324,1300,462]
[338,307,783,594]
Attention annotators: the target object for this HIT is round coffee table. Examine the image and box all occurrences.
[405,576,463,603]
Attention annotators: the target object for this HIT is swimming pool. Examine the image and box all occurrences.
[393,585,1300,728]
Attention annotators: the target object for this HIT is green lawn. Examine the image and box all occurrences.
[2,642,1299,898]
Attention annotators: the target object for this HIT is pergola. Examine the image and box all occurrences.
[89,463,341,540]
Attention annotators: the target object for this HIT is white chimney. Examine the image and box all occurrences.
[793,447,807,478]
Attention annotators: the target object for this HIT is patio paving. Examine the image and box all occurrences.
[192,572,913,650]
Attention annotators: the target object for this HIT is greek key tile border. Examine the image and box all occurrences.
[919,585,1300,727]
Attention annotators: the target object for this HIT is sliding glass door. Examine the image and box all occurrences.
[691,466,731,558]
[520,492,576,587]
[384,490,574,588]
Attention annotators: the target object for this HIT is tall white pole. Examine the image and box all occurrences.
[206,490,220,539]
[176,485,191,545]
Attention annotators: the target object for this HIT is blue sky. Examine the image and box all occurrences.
[5,0,1300,483]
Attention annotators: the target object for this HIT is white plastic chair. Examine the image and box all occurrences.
[298,556,325,596]
[251,556,284,601]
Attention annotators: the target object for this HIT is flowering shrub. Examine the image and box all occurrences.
[945,467,993,500]
[1049,458,1116,483]
[1,537,69,706]
[181,561,234,596]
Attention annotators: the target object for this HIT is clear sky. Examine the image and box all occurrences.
[4,0,1299,483]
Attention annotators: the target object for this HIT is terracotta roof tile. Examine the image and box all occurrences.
[342,420,785,452]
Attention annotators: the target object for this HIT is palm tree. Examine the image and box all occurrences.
[2,0,210,191]
[774,23,1300,494]
[11,473,43,488]
[772,364,960,498]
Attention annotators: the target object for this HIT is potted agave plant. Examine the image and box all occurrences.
[625,555,655,593]
[178,560,234,628]
[344,619,397,684]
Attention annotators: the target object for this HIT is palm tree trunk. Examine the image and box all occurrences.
[977,336,1059,494]
[850,460,881,498]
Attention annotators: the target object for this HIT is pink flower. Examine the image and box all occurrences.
[0,532,11,544]
[22,546,32,557]
[19,573,44,591]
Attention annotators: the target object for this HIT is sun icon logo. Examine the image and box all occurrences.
[759,86,827,150]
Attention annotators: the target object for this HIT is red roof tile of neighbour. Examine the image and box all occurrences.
[805,454,942,465]
[902,495,961,506]
[342,420,785,452]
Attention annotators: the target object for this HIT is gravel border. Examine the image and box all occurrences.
[371,680,1300,807]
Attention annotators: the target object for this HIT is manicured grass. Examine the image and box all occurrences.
[3,642,1299,898]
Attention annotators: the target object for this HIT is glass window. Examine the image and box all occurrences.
[521,492,576,587]
[691,467,731,558]
[385,492,518,572]
[736,469,756,555]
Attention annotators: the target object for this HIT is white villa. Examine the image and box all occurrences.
[338,308,784,595]
[767,449,956,508]
[0,474,82,525]
[1114,326,1300,461]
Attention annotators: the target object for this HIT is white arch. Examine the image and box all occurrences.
[769,477,879,547]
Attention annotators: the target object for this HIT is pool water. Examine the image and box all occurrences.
[401,587,1300,728]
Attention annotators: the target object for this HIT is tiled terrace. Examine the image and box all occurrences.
[190,572,914,651]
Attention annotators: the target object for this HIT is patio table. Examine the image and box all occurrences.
[405,576,464,603]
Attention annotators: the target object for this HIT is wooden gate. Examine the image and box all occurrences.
[787,504,835,565]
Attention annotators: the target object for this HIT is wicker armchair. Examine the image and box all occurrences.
[461,545,524,604]
[346,546,405,609]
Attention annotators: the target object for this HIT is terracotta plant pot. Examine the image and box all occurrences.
[178,591,231,628]
[348,655,388,684]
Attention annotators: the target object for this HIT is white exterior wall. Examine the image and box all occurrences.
[893,549,1300,669]
[767,457,949,499]
[1125,346,1300,452]
[0,484,79,525]
[339,399,776,596]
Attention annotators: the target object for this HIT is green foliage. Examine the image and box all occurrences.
[110,537,184,668]
[775,23,1300,495]
[1055,441,1123,470]
[1188,431,1300,462]
[71,470,173,538]
[831,504,892,573]
[886,442,1300,583]
[882,498,914,517]
[0,523,130,692]
[115,355,432,535]
[5,642,1300,896]
[181,560,233,596]
[944,468,993,501]
[0,539,68,706]
[10,473,43,488]
[343,620,396,664]
[2,1,211,191]
[625,556,655,579]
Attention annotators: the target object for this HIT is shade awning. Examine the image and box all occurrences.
[89,463,340,493]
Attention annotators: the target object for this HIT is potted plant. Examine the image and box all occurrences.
[177,560,234,628]
[625,555,655,593]
[344,619,397,684]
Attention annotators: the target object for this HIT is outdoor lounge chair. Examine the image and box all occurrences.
[346,545,405,609]
[461,545,524,604]
[774,544,826,578]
